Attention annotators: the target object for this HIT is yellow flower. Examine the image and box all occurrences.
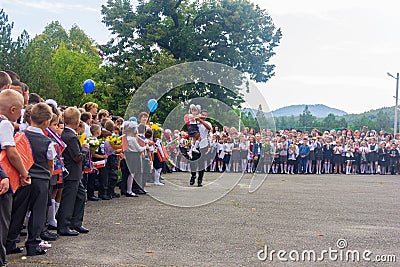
[77,133,87,145]
[107,136,122,150]
[151,123,160,131]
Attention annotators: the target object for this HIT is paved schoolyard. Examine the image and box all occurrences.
[7,173,400,266]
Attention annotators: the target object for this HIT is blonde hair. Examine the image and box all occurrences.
[63,107,81,126]
[82,102,98,112]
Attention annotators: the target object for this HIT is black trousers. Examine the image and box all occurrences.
[0,191,12,266]
[87,173,97,198]
[57,180,86,231]
[120,159,129,195]
[7,179,49,250]
[26,179,49,248]
[97,168,108,197]
[190,146,208,185]
[6,186,30,251]
[107,167,118,195]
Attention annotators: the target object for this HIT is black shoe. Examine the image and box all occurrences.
[47,224,57,231]
[73,226,89,234]
[126,192,138,197]
[26,246,47,256]
[88,196,100,201]
[99,195,111,200]
[133,189,146,195]
[6,247,23,255]
[58,228,80,236]
[40,230,59,241]
[190,177,195,186]
[198,184,203,187]
[110,193,120,198]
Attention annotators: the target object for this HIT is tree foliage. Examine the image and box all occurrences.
[0,9,28,72]
[101,0,281,119]
[21,22,102,106]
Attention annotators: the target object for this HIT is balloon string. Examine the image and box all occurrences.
[78,93,86,108]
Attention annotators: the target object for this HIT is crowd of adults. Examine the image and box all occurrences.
[1,69,399,266]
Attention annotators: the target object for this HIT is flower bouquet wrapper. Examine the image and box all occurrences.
[107,135,122,150]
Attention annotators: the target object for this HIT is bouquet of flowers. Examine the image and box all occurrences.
[107,135,122,150]
[77,132,87,145]
[87,137,101,154]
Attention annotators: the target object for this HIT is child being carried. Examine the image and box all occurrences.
[184,104,202,159]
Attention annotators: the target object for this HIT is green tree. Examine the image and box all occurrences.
[375,110,391,132]
[51,43,102,106]
[0,9,14,69]
[101,0,281,119]
[11,30,30,76]
[351,115,374,131]
[0,9,28,72]
[22,22,102,103]
[23,36,55,96]
[298,105,316,130]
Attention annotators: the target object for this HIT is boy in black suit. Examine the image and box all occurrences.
[57,107,89,236]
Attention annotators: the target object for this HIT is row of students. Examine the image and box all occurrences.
[0,70,93,265]
[171,130,400,175]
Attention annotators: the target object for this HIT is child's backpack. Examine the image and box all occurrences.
[0,121,34,193]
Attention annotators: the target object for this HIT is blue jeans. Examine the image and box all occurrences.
[299,156,308,174]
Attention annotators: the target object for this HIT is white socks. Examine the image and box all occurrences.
[47,199,57,227]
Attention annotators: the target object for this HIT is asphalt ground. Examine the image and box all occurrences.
[6,172,400,266]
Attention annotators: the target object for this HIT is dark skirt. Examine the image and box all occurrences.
[323,150,333,161]
[278,155,287,163]
[314,149,323,160]
[368,151,379,162]
[188,124,199,137]
[333,154,343,164]
[309,150,315,161]
[224,154,231,164]
[153,152,165,169]
[231,150,240,161]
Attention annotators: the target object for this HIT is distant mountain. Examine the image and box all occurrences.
[272,104,347,118]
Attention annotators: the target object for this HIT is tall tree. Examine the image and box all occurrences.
[375,110,391,132]
[0,9,14,69]
[298,105,316,130]
[0,9,27,72]
[52,43,102,106]
[22,22,102,103]
[101,0,281,119]
[351,115,374,131]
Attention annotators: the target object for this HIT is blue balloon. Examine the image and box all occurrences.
[148,99,158,113]
[83,79,95,94]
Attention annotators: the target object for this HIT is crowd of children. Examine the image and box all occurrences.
[171,126,400,176]
[0,70,171,265]
[1,69,400,266]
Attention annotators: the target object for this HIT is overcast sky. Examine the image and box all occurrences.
[1,0,400,114]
